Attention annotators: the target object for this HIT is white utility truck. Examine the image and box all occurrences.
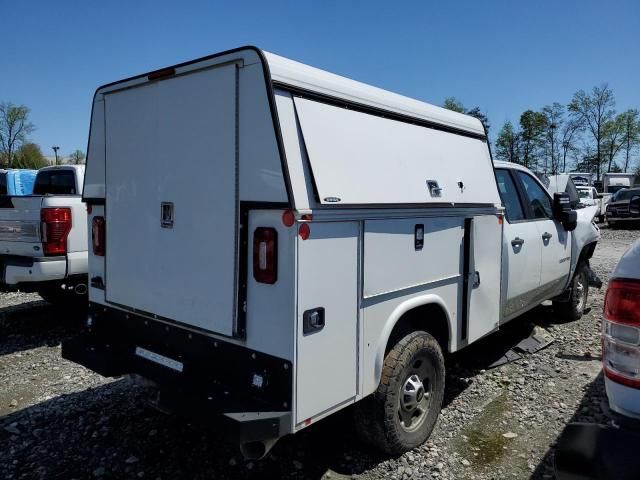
[603,172,635,194]
[63,47,600,458]
[0,165,88,305]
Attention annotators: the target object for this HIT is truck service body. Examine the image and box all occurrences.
[63,47,599,456]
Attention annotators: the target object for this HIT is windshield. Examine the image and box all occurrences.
[33,170,77,195]
[577,189,591,199]
[613,189,640,201]
[608,185,628,194]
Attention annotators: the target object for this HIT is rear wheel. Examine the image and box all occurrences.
[355,331,445,455]
[553,262,589,321]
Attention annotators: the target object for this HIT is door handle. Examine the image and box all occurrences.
[542,232,553,241]
[511,237,525,247]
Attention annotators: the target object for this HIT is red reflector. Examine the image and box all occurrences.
[41,208,72,256]
[147,67,176,81]
[86,204,92,215]
[604,278,640,326]
[92,216,106,256]
[253,227,277,284]
[282,210,295,227]
[299,223,310,240]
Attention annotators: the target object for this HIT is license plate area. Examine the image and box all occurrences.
[135,346,183,372]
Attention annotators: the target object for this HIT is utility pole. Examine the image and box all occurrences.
[52,146,60,165]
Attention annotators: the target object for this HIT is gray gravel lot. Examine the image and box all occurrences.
[0,227,638,480]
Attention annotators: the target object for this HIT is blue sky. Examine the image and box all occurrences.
[2,0,639,157]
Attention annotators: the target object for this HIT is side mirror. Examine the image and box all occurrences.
[562,210,578,231]
[553,192,571,220]
[553,193,577,231]
[597,194,604,199]
[630,195,640,215]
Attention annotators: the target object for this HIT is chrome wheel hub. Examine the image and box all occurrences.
[398,358,433,432]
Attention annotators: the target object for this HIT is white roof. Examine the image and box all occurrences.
[263,51,485,137]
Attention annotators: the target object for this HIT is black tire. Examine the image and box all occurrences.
[553,262,589,321]
[355,331,445,455]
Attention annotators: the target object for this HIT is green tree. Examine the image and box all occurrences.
[568,84,616,179]
[14,143,47,169]
[443,97,465,113]
[602,113,626,173]
[69,149,85,165]
[519,110,546,171]
[618,109,640,172]
[495,121,520,163]
[541,103,565,174]
[560,117,583,173]
[0,102,35,167]
[442,98,490,135]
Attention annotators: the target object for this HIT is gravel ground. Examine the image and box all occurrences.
[0,227,638,480]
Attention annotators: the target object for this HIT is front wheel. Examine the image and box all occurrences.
[553,262,589,321]
[355,331,445,455]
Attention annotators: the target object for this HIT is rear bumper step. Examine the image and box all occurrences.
[62,303,293,442]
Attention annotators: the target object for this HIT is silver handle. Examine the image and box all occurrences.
[542,232,553,241]
[511,237,525,247]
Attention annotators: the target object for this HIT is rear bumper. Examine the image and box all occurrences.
[605,377,640,420]
[61,303,293,443]
[0,255,66,285]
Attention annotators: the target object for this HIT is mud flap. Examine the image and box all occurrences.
[586,266,603,289]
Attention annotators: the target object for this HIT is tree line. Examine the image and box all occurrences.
[0,101,85,169]
[444,84,640,179]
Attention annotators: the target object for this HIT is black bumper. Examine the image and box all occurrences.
[62,303,293,442]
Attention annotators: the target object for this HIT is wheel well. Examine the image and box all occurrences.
[578,242,597,264]
[385,303,450,355]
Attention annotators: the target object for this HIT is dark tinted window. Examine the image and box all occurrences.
[614,189,640,201]
[516,171,553,219]
[33,170,76,195]
[0,173,6,195]
[495,169,525,222]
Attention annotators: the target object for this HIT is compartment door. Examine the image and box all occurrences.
[465,215,503,343]
[296,222,359,424]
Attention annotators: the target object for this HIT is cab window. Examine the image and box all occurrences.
[495,169,525,222]
[516,171,553,219]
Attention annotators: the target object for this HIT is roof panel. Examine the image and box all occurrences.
[263,51,485,137]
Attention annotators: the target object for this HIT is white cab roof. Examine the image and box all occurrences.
[263,51,486,137]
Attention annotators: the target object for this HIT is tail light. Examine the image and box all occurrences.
[41,208,72,256]
[602,278,640,388]
[92,216,105,256]
[253,227,277,284]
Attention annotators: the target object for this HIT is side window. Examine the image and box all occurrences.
[516,171,553,219]
[495,169,525,222]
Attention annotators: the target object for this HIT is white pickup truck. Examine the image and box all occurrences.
[63,47,601,458]
[0,165,88,305]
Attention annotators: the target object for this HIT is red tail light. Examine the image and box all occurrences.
[41,208,72,256]
[253,227,277,284]
[92,216,105,256]
[602,278,640,388]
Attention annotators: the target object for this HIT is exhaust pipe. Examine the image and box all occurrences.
[74,283,88,295]
[239,438,279,460]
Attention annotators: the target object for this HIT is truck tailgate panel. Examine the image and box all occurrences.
[104,64,238,336]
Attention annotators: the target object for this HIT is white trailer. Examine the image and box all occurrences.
[63,47,599,457]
